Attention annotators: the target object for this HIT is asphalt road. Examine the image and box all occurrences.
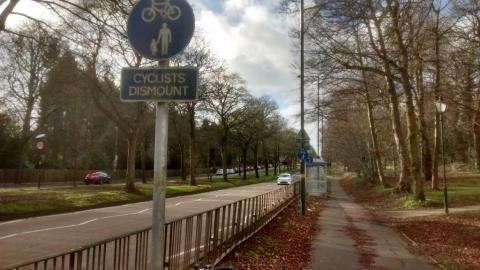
[0,181,284,268]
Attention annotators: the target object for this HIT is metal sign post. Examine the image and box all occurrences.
[124,0,195,269]
[151,60,169,269]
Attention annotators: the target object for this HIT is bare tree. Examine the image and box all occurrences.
[172,37,220,185]
[202,68,249,182]
[0,22,60,180]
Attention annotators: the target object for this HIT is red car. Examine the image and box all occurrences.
[84,171,112,185]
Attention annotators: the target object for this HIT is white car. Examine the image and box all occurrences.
[277,173,292,185]
[215,169,224,175]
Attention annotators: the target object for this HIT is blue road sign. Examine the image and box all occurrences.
[121,67,198,101]
[298,150,308,161]
[127,0,195,60]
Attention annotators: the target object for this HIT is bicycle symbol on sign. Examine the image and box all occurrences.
[142,0,181,22]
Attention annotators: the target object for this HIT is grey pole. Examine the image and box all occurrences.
[317,76,320,157]
[440,108,449,214]
[300,0,306,215]
[114,126,118,172]
[317,76,321,184]
[152,59,169,270]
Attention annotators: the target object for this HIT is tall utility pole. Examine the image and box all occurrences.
[317,76,320,157]
[300,0,306,215]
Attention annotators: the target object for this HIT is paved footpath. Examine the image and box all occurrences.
[308,180,437,270]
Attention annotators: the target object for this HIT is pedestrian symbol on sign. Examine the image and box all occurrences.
[152,23,172,56]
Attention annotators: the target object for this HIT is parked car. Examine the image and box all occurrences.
[216,168,236,175]
[84,171,112,185]
[276,173,292,185]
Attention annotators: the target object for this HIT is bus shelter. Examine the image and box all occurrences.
[306,158,327,196]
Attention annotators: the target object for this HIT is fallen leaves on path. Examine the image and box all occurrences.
[392,213,480,270]
[220,197,324,270]
[343,214,383,270]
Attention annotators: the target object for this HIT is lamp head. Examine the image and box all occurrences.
[435,101,447,113]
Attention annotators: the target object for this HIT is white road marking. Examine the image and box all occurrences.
[0,208,151,241]
[0,219,23,226]
[195,199,232,203]
[175,202,182,206]
[195,198,202,201]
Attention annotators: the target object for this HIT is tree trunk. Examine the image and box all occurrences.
[354,29,384,187]
[221,138,228,182]
[207,145,212,182]
[125,131,138,192]
[16,98,35,183]
[188,104,197,186]
[180,144,186,181]
[0,0,20,32]
[253,144,259,178]
[366,96,384,187]
[388,0,424,200]
[262,142,269,176]
[474,107,480,169]
[367,6,411,192]
[242,147,248,180]
[415,55,434,188]
[141,140,147,184]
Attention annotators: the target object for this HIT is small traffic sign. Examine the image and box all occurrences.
[127,0,195,60]
[298,150,308,161]
[296,129,311,142]
[121,67,198,101]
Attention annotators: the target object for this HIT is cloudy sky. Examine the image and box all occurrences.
[4,0,320,152]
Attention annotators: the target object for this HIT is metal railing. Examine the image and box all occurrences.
[6,182,299,270]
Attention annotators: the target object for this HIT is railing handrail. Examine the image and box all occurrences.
[5,182,299,270]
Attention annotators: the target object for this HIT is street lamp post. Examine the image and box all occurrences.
[113,126,119,173]
[35,134,46,189]
[435,100,448,214]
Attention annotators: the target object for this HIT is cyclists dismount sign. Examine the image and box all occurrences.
[127,0,195,60]
[124,2,196,269]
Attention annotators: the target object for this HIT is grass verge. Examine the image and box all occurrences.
[341,172,480,210]
[0,171,283,221]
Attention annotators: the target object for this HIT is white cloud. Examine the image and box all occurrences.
[196,1,304,134]
[224,0,251,13]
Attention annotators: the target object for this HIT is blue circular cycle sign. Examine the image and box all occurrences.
[127,0,195,60]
